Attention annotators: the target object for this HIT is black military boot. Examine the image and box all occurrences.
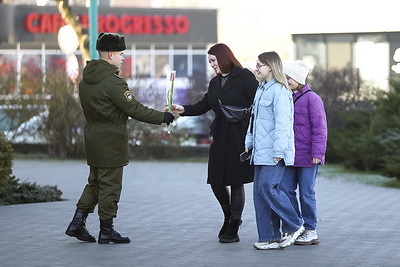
[218,208,231,238]
[219,218,241,243]
[98,218,131,244]
[65,209,96,242]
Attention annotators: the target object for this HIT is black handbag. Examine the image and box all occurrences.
[218,99,252,123]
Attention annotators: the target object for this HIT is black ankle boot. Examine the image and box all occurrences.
[65,209,96,242]
[219,218,241,243]
[218,208,231,238]
[98,218,131,244]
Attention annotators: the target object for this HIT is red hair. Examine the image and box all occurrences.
[207,43,242,74]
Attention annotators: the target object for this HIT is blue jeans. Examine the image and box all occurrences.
[280,165,319,231]
[253,161,303,242]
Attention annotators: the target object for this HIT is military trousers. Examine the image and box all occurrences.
[77,166,123,220]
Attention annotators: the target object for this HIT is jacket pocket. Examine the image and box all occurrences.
[258,99,274,119]
[259,99,273,107]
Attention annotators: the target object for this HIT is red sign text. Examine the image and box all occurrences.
[25,13,190,35]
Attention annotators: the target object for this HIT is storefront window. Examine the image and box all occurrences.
[0,54,17,95]
[192,54,207,85]
[392,47,400,74]
[1,46,209,106]
[355,34,389,89]
[135,53,151,79]
[295,36,326,69]
[174,55,188,77]
[20,54,43,95]
[155,54,170,78]
[186,54,208,104]
[46,55,66,73]
[294,33,393,90]
[326,35,353,69]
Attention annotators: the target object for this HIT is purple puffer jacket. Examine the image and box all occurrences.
[292,84,327,167]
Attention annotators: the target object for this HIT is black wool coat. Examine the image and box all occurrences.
[182,66,259,185]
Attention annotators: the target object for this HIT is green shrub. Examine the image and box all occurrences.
[369,77,400,178]
[324,72,400,180]
[328,109,381,171]
[0,175,63,205]
[0,131,14,190]
[0,129,64,205]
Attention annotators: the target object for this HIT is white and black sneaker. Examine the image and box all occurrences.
[281,232,289,243]
[279,226,305,248]
[295,229,319,245]
[253,241,281,250]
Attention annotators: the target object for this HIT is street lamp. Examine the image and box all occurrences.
[58,25,80,81]
[89,0,98,60]
[58,24,79,54]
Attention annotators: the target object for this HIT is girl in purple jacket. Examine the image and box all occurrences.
[280,61,327,245]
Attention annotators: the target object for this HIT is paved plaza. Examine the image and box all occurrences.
[0,159,399,267]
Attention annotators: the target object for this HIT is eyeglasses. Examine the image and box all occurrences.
[255,64,267,69]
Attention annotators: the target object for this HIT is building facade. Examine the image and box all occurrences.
[293,31,400,90]
[0,3,217,104]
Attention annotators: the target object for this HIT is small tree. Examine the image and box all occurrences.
[45,70,85,158]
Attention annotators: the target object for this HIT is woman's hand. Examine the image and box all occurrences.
[165,104,185,114]
[274,157,282,163]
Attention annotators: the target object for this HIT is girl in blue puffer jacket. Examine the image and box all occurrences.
[245,52,304,250]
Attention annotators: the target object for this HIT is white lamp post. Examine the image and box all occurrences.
[58,25,80,81]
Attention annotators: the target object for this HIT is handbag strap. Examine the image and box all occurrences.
[293,89,312,104]
[218,99,251,113]
[213,87,252,112]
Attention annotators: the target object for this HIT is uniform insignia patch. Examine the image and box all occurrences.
[124,91,133,101]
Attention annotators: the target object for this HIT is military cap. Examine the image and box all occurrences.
[96,32,126,51]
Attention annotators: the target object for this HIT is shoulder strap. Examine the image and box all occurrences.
[293,89,312,104]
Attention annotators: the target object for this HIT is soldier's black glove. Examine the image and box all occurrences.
[163,112,175,125]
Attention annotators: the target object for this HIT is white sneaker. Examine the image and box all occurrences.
[295,229,319,245]
[281,232,289,242]
[279,225,305,248]
[253,241,281,250]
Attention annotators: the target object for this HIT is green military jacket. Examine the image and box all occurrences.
[79,59,164,167]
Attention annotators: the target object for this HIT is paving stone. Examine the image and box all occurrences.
[0,159,399,267]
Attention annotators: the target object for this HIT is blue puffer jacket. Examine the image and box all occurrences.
[245,79,295,166]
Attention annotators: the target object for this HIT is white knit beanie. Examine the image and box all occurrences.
[283,60,310,85]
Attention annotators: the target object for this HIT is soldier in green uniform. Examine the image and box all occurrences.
[65,32,175,244]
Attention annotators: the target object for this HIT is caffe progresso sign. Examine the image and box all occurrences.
[0,4,217,45]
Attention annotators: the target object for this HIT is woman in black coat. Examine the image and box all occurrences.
[171,43,259,243]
